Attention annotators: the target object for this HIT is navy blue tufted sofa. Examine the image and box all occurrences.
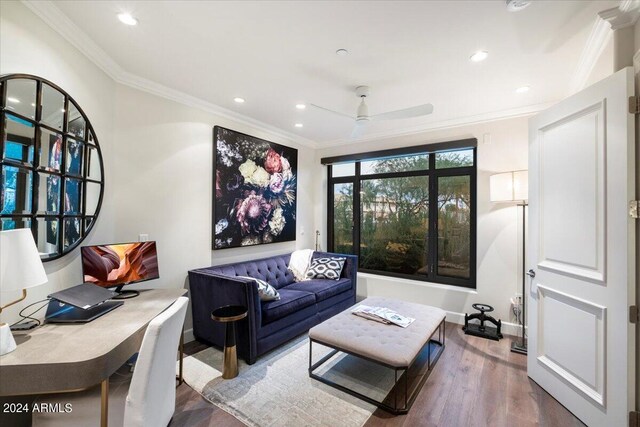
[188,251,357,364]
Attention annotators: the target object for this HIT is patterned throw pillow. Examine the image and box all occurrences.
[238,276,280,301]
[305,257,346,281]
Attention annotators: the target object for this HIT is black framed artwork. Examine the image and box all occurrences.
[213,126,297,249]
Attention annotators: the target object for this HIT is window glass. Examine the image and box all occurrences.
[327,145,475,288]
[437,175,471,279]
[331,162,355,177]
[332,183,354,254]
[361,154,429,175]
[435,149,473,169]
[360,176,429,275]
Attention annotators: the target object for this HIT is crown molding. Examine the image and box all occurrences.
[569,16,613,94]
[600,0,640,30]
[319,102,554,148]
[20,0,318,149]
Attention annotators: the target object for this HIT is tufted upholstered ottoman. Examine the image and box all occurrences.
[308,296,446,414]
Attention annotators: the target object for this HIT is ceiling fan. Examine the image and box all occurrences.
[311,86,434,138]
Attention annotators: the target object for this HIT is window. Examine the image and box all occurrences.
[324,140,476,288]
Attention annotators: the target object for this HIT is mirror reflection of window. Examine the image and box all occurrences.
[3,114,35,164]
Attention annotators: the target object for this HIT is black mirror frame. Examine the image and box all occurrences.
[0,73,105,262]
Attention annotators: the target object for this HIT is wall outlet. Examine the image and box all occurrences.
[138,234,149,242]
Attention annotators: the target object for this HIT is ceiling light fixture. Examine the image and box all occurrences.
[117,13,138,26]
[233,97,245,104]
[336,49,349,56]
[506,0,531,12]
[296,104,306,110]
[470,51,489,62]
[31,103,36,107]
[515,85,530,93]
[7,97,20,103]
[294,123,303,128]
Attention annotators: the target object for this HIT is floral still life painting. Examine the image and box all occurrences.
[213,126,298,249]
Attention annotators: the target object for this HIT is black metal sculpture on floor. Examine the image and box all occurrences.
[463,303,503,341]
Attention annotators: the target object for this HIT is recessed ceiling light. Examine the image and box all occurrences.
[515,85,530,93]
[31,103,36,107]
[7,97,20,103]
[469,51,489,62]
[234,97,245,104]
[336,49,349,56]
[296,104,306,110]
[117,13,138,26]
[60,109,65,112]
[294,123,303,128]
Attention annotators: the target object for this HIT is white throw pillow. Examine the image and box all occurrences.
[238,276,280,301]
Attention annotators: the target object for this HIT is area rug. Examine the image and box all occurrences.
[181,335,397,427]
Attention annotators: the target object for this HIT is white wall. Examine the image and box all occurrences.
[314,117,530,333]
[0,1,117,322]
[112,84,316,332]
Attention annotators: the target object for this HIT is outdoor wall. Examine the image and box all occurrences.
[314,117,530,334]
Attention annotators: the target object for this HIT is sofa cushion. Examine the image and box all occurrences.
[261,289,316,324]
[284,278,352,302]
[305,257,346,280]
[210,255,295,289]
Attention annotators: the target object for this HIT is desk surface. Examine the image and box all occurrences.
[0,289,187,396]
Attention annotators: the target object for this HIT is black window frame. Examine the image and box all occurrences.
[323,138,477,289]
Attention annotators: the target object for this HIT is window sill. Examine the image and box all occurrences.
[357,272,478,294]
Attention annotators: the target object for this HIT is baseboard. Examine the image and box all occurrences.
[183,328,195,344]
[444,310,525,338]
[181,314,523,345]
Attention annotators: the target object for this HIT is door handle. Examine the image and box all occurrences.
[526,269,536,278]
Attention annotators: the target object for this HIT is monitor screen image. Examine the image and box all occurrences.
[81,242,159,288]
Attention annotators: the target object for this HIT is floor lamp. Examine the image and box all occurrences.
[490,170,528,355]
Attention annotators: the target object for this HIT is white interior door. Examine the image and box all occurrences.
[528,67,636,427]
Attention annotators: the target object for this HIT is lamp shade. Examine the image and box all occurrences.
[489,170,528,202]
[0,229,48,292]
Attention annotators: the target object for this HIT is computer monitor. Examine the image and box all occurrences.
[81,241,159,299]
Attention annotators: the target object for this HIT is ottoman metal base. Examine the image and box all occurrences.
[309,319,445,414]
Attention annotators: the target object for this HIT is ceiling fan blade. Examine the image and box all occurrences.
[310,103,354,120]
[372,103,434,121]
[351,122,368,139]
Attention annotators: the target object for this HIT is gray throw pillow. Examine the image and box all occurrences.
[238,276,280,301]
[305,257,346,281]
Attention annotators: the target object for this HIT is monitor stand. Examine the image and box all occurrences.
[112,286,140,300]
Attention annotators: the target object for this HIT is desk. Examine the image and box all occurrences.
[0,289,187,426]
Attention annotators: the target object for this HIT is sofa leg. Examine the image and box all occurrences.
[246,356,256,365]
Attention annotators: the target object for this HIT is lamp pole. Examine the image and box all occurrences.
[511,202,528,355]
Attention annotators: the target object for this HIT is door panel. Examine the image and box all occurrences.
[528,67,636,427]
[538,102,606,282]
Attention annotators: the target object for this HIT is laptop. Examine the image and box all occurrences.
[48,283,117,309]
[45,283,123,324]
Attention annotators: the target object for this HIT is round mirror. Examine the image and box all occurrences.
[0,74,105,261]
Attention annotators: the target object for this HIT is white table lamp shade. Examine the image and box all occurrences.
[0,229,48,292]
[490,170,528,202]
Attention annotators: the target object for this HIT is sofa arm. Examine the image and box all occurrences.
[187,269,262,363]
[312,251,358,289]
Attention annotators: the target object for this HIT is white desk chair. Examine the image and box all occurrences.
[33,296,189,427]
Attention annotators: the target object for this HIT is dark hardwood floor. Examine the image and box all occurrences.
[173,324,584,427]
